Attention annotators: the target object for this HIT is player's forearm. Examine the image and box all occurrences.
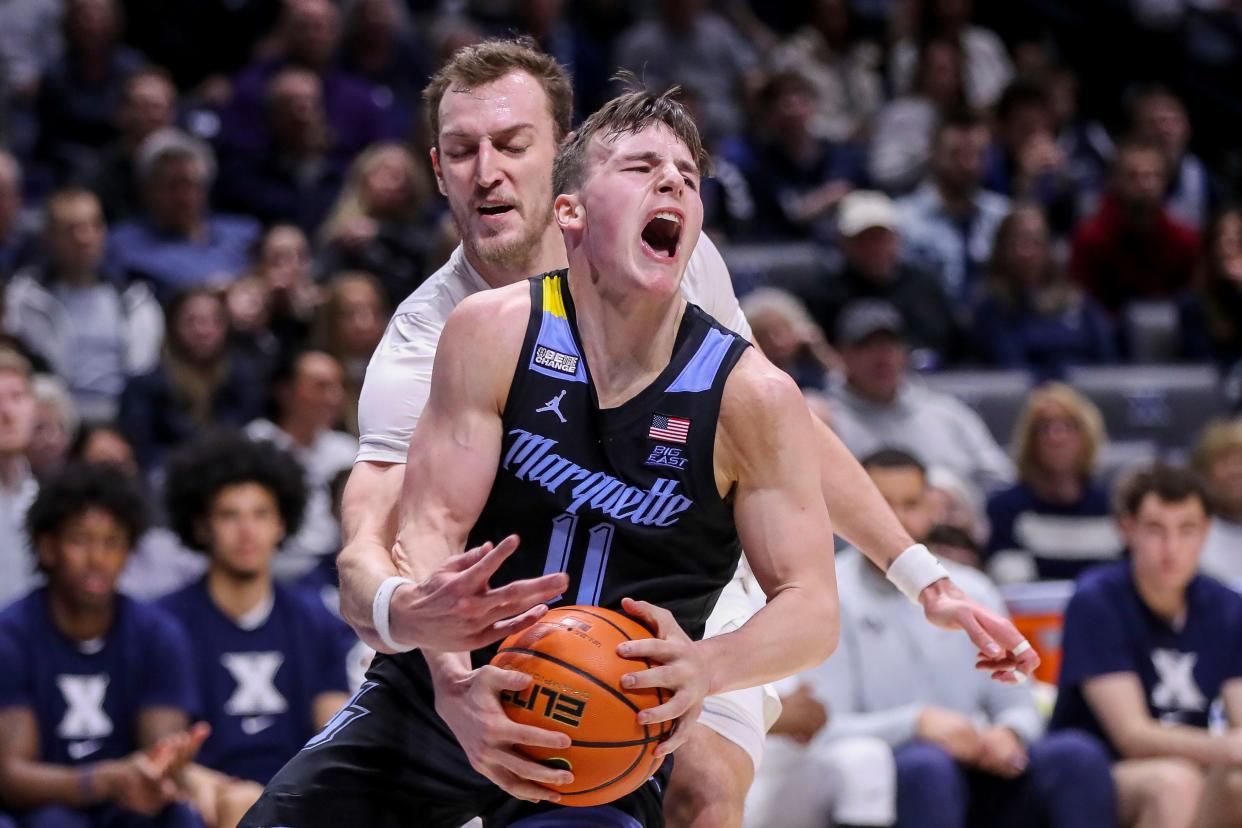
[811,417,913,569]
[1113,720,1238,765]
[337,533,402,649]
[696,585,839,696]
[337,462,404,646]
[0,758,110,809]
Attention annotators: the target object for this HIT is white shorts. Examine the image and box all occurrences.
[695,564,781,772]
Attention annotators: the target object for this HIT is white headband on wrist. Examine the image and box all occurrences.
[886,543,950,603]
[373,575,417,653]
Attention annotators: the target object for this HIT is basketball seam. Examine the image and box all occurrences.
[564,608,669,713]
[570,735,667,748]
[560,742,651,798]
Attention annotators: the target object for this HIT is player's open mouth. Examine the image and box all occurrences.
[477,203,515,217]
[640,210,682,261]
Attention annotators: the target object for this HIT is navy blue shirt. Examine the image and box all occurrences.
[158,579,351,784]
[0,589,195,765]
[970,293,1117,381]
[986,481,1121,581]
[1051,562,1242,755]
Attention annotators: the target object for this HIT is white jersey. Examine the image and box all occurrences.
[356,234,753,464]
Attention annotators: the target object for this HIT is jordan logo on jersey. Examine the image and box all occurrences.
[56,674,112,740]
[537,390,568,423]
[222,652,288,716]
[503,428,693,527]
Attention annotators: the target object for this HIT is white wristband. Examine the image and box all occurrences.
[372,576,416,653]
[886,543,950,603]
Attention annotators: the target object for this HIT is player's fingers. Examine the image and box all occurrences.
[956,607,1004,660]
[445,541,492,573]
[463,535,522,586]
[493,751,573,789]
[483,574,570,622]
[486,603,551,642]
[654,705,701,757]
[488,766,561,803]
[500,721,572,750]
[622,664,679,693]
[617,638,680,664]
[621,597,674,637]
[478,664,535,693]
[637,690,694,726]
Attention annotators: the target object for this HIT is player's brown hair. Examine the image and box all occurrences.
[552,84,712,197]
[422,36,573,146]
[1115,464,1214,518]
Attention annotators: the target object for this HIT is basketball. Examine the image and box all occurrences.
[491,605,672,807]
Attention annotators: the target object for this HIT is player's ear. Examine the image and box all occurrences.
[430,147,448,198]
[555,193,584,231]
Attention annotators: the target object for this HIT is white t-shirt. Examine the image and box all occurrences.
[356,234,753,464]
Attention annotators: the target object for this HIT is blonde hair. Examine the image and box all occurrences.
[1012,382,1107,481]
[1192,418,1242,475]
[739,288,819,339]
[320,142,429,244]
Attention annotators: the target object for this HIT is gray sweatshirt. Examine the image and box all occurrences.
[808,549,1044,748]
[828,382,1014,495]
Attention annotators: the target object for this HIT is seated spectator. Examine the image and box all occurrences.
[801,190,959,368]
[34,0,144,183]
[972,204,1116,379]
[925,523,982,570]
[814,448,1115,828]
[0,0,63,107]
[614,0,758,141]
[869,35,966,194]
[1192,419,1242,586]
[218,0,394,162]
[226,224,319,377]
[160,433,351,827]
[6,188,164,421]
[1069,138,1199,315]
[107,129,259,301]
[1181,207,1242,367]
[986,383,1122,583]
[768,0,884,143]
[67,423,205,602]
[311,273,388,436]
[1128,84,1222,233]
[985,81,1077,235]
[28,375,77,483]
[118,289,263,473]
[338,0,431,139]
[1046,66,1113,225]
[0,351,39,610]
[896,111,1010,302]
[0,463,205,827]
[216,68,345,236]
[318,143,438,309]
[739,288,835,391]
[0,153,39,281]
[245,351,356,577]
[828,300,1014,493]
[889,0,1013,110]
[1051,465,1242,828]
[743,70,866,243]
[87,67,178,223]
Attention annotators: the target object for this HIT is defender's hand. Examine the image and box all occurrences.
[433,664,573,803]
[617,598,710,758]
[390,535,569,652]
[919,580,1040,683]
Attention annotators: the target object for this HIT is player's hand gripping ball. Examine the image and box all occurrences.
[490,606,672,807]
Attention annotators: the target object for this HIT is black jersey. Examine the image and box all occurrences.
[373,270,750,695]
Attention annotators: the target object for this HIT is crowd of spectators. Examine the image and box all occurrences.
[0,0,1239,827]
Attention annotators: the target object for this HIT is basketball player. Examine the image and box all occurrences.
[335,40,1036,827]
[243,85,842,827]
[158,433,353,828]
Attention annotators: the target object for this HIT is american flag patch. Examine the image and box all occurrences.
[649,414,690,444]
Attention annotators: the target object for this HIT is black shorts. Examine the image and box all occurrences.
[239,675,669,828]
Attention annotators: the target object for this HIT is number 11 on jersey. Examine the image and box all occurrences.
[542,514,615,606]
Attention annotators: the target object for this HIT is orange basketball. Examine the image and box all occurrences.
[491,605,672,807]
